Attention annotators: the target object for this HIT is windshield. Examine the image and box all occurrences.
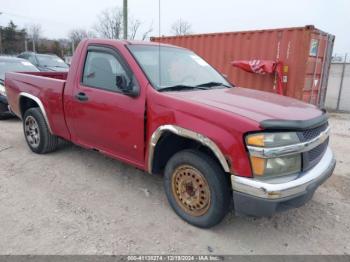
[128,45,231,91]
[0,60,39,80]
[36,55,68,68]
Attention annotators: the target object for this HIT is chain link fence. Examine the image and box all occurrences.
[325,53,350,112]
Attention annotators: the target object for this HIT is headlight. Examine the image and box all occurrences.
[246,132,300,147]
[0,84,6,97]
[246,132,302,178]
[250,154,301,177]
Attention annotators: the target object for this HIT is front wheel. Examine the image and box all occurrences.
[164,149,231,228]
[23,108,58,154]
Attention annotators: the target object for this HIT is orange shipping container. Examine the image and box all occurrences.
[151,25,335,107]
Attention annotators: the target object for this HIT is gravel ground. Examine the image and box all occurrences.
[0,113,349,255]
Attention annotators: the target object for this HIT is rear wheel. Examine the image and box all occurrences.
[164,149,231,228]
[23,108,58,154]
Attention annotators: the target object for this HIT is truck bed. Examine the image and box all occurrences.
[5,71,70,139]
[20,71,68,80]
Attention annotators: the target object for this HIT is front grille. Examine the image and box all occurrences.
[298,123,329,171]
[300,123,328,141]
[309,138,329,162]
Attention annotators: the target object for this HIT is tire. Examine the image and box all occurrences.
[0,103,12,120]
[0,113,10,120]
[23,108,58,154]
[164,149,231,228]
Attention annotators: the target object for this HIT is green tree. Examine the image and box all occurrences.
[51,41,62,57]
[1,21,26,54]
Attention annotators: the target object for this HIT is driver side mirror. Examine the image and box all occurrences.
[116,74,139,97]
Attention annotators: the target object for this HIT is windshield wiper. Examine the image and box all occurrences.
[196,81,232,88]
[158,85,209,92]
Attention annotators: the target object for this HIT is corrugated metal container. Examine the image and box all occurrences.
[151,25,335,106]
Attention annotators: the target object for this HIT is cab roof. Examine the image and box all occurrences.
[85,38,180,49]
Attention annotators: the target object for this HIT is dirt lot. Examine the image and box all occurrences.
[0,113,349,255]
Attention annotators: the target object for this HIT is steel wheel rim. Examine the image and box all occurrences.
[171,165,211,217]
[24,116,40,148]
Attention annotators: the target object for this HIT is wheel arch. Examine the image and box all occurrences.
[148,125,231,175]
[19,92,53,133]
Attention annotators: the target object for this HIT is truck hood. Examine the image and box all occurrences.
[167,87,322,123]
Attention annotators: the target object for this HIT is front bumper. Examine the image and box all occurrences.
[0,95,14,116]
[231,147,336,216]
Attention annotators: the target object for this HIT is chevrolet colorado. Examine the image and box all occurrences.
[4,39,336,228]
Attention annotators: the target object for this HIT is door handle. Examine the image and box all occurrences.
[75,92,88,102]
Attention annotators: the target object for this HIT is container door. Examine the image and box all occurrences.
[318,35,335,107]
[303,33,335,106]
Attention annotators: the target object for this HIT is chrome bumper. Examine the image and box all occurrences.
[231,147,336,199]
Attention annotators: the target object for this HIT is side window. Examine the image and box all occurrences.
[82,51,130,92]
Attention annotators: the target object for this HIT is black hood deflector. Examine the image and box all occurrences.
[260,110,328,131]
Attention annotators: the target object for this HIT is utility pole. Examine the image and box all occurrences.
[336,53,348,111]
[71,41,75,55]
[123,0,128,40]
[0,26,2,54]
[32,38,36,52]
[0,12,3,54]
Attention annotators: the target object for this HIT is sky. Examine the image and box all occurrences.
[0,0,349,54]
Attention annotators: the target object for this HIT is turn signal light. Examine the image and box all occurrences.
[247,134,265,147]
[250,156,265,176]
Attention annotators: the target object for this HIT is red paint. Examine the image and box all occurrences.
[5,39,324,178]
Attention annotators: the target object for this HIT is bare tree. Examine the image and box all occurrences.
[27,24,42,52]
[94,7,153,40]
[69,29,95,43]
[171,19,192,36]
[141,23,153,40]
[129,19,153,40]
[69,29,87,44]
[94,7,123,39]
[69,29,96,54]
[128,19,141,40]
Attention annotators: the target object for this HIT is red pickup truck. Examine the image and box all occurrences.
[5,39,336,228]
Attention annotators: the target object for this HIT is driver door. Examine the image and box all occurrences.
[65,45,145,166]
